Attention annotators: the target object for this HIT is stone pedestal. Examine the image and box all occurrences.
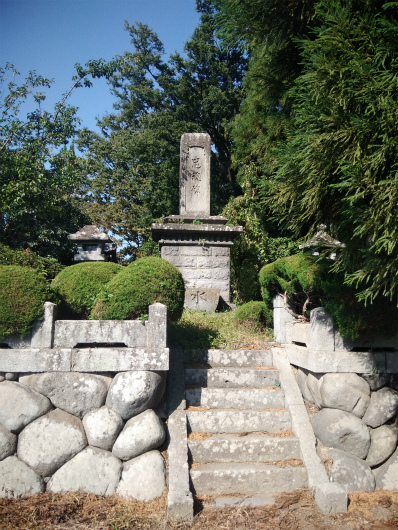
[151,133,242,308]
[152,217,242,304]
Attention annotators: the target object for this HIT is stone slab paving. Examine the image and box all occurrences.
[184,348,307,506]
[190,349,273,368]
[186,388,285,409]
[185,368,280,388]
[187,409,292,434]
[190,462,308,495]
[188,434,301,463]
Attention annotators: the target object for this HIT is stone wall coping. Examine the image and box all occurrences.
[285,343,398,374]
[158,240,234,247]
[0,347,169,372]
[1,302,168,354]
[163,215,227,225]
[152,222,243,236]
[272,347,347,513]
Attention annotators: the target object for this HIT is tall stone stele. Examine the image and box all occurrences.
[151,133,242,310]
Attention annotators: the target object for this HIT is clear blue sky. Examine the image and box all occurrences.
[0,0,201,131]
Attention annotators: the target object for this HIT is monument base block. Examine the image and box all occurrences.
[185,288,220,311]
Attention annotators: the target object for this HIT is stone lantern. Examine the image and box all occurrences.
[299,225,345,260]
[68,225,117,262]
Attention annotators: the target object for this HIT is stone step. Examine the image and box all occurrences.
[186,387,285,409]
[190,462,308,495]
[187,409,291,434]
[188,434,301,463]
[185,368,280,388]
[186,349,273,368]
[203,495,276,509]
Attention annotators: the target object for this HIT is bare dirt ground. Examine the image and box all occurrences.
[1,490,398,530]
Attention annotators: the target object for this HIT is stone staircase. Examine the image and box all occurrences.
[184,349,308,507]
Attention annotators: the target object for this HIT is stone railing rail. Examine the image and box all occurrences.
[0,302,168,373]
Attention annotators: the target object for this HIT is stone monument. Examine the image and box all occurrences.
[151,133,242,310]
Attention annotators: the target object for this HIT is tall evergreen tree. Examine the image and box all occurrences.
[215,0,398,302]
[80,3,247,257]
[268,0,398,301]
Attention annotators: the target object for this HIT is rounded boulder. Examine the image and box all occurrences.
[311,408,370,459]
[366,425,398,468]
[0,456,44,498]
[0,381,52,433]
[17,408,87,476]
[362,387,398,428]
[48,446,122,496]
[112,409,165,460]
[329,449,375,492]
[83,406,124,451]
[19,372,108,418]
[106,371,166,420]
[319,373,370,417]
[116,450,166,501]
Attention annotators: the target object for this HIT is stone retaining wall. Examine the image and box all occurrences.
[296,367,398,492]
[0,303,169,500]
[274,296,398,492]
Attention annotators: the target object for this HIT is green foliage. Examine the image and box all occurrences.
[0,244,63,280]
[0,265,47,338]
[51,262,122,318]
[259,254,396,340]
[259,253,324,310]
[234,301,272,332]
[266,0,398,302]
[214,0,398,301]
[0,64,94,263]
[79,7,247,257]
[90,257,185,321]
[222,178,300,302]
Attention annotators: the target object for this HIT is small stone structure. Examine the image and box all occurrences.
[68,225,117,262]
[0,303,168,500]
[152,133,242,309]
[299,224,345,260]
[275,295,398,492]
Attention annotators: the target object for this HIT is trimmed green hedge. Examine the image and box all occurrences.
[0,265,47,338]
[0,244,63,280]
[259,254,396,340]
[90,257,185,321]
[51,261,122,318]
[234,301,272,332]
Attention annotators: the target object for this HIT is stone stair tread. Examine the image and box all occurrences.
[186,349,273,368]
[187,409,292,433]
[202,495,276,508]
[190,462,308,495]
[188,433,301,463]
[186,387,285,409]
[185,367,280,388]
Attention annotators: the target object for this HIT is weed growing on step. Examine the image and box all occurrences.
[168,309,273,352]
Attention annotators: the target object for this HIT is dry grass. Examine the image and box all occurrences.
[2,490,398,530]
[169,309,272,351]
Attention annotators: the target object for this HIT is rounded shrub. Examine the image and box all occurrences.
[259,254,396,340]
[51,261,122,318]
[0,265,48,338]
[0,244,63,280]
[234,301,272,332]
[90,257,185,321]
